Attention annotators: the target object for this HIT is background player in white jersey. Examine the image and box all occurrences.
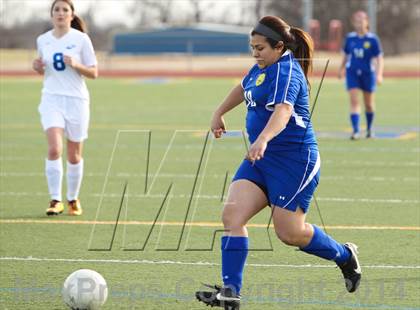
[338,10,384,139]
[32,0,98,216]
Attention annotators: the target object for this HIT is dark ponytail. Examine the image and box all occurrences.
[71,15,87,33]
[252,16,314,85]
[290,26,313,80]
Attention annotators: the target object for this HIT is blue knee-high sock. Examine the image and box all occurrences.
[366,112,374,131]
[350,113,360,133]
[221,236,248,294]
[300,225,350,264]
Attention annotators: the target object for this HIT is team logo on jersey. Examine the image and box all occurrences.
[363,41,371,49]
[256,73,266,86]
[66,44,76,49]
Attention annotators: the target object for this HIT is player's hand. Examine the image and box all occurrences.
[211,113,226,138]
[376,74,383,85]
[63,55,78,69]
[246,137,267,163]
[338,68,344,79]
[32,57,44,74]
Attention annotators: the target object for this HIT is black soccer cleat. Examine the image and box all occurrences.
[350,132,360,140]
[338,242,362,293]
[366,130,375,139]
[195,284,240,309]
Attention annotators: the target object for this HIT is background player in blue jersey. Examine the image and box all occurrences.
[338,10,384,139]
[196,15,362,309]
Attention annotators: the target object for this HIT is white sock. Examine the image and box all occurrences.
[66,159,84,201]
[46,158,63,201]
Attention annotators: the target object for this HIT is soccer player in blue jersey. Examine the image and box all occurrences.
[196,16,362,309]
[339,10,384,139]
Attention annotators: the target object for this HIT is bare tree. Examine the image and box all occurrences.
[376,0,420,54]
[265,0,303,28]
[189,0,215,23]
[129,0,150,27]
[190,0,201,22]
[265,0,420,54]
[236,0,257,26]
[254,0,264,21]
[129,0,173,27]
[1,0,34,28]
[146,0,173,24]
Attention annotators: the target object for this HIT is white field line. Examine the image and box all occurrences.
[1,219,419,231]
[0,191,418,205]
[0,256,419,270]
[0,172,418,183]
[1,143,419,154]
[194,159,417,166]
[321,159,420,167]
[1,156,420,167]
[320,147,420,154]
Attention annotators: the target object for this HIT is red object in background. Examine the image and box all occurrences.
[309,19,321,49]
[328,19,342,52]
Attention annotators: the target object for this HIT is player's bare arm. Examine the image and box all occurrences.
[211,83,244,138]
[63,55,98,79]
[338,52,347,79]
[375,54,384,85]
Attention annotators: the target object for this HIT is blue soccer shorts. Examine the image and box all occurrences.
[346,69,376,92]
[232,147,320,213]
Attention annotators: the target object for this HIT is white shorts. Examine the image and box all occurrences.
[38,93,90,142]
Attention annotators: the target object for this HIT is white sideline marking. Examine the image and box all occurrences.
[0,172,418,183]
[322,159,420,167]
[0,256,419,270]
[1,156,420,166]
[1,219,419,231]
[0,191,418,205]
[316,197,420,204]
[1,144,419,154]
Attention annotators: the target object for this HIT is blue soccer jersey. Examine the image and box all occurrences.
[343,32,382,73]
[241,50,317,152]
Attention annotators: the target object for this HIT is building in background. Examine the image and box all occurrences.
[113,24,250,55]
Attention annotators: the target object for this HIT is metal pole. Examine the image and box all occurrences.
[368,0,377,33]
[303,0,313,32]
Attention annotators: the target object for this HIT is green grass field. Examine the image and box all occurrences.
[0,77,419,309]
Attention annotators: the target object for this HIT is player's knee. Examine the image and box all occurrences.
[276,229,303,246]
[48,147,62,160]
[350,101,359,108]
[222,213,245,231]
[365,105,374,113]
[68,154,82,164]
[221,214,236,230]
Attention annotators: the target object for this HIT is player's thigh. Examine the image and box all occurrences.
[271,206,307,238]
[362,91,375,110]
[64,97,90,143]
[46,127,64,152]
[39,94,66,133]
[222,179,268,228]
[349,89,360,104]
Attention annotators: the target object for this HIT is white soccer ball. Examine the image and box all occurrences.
[62,269,108,310]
